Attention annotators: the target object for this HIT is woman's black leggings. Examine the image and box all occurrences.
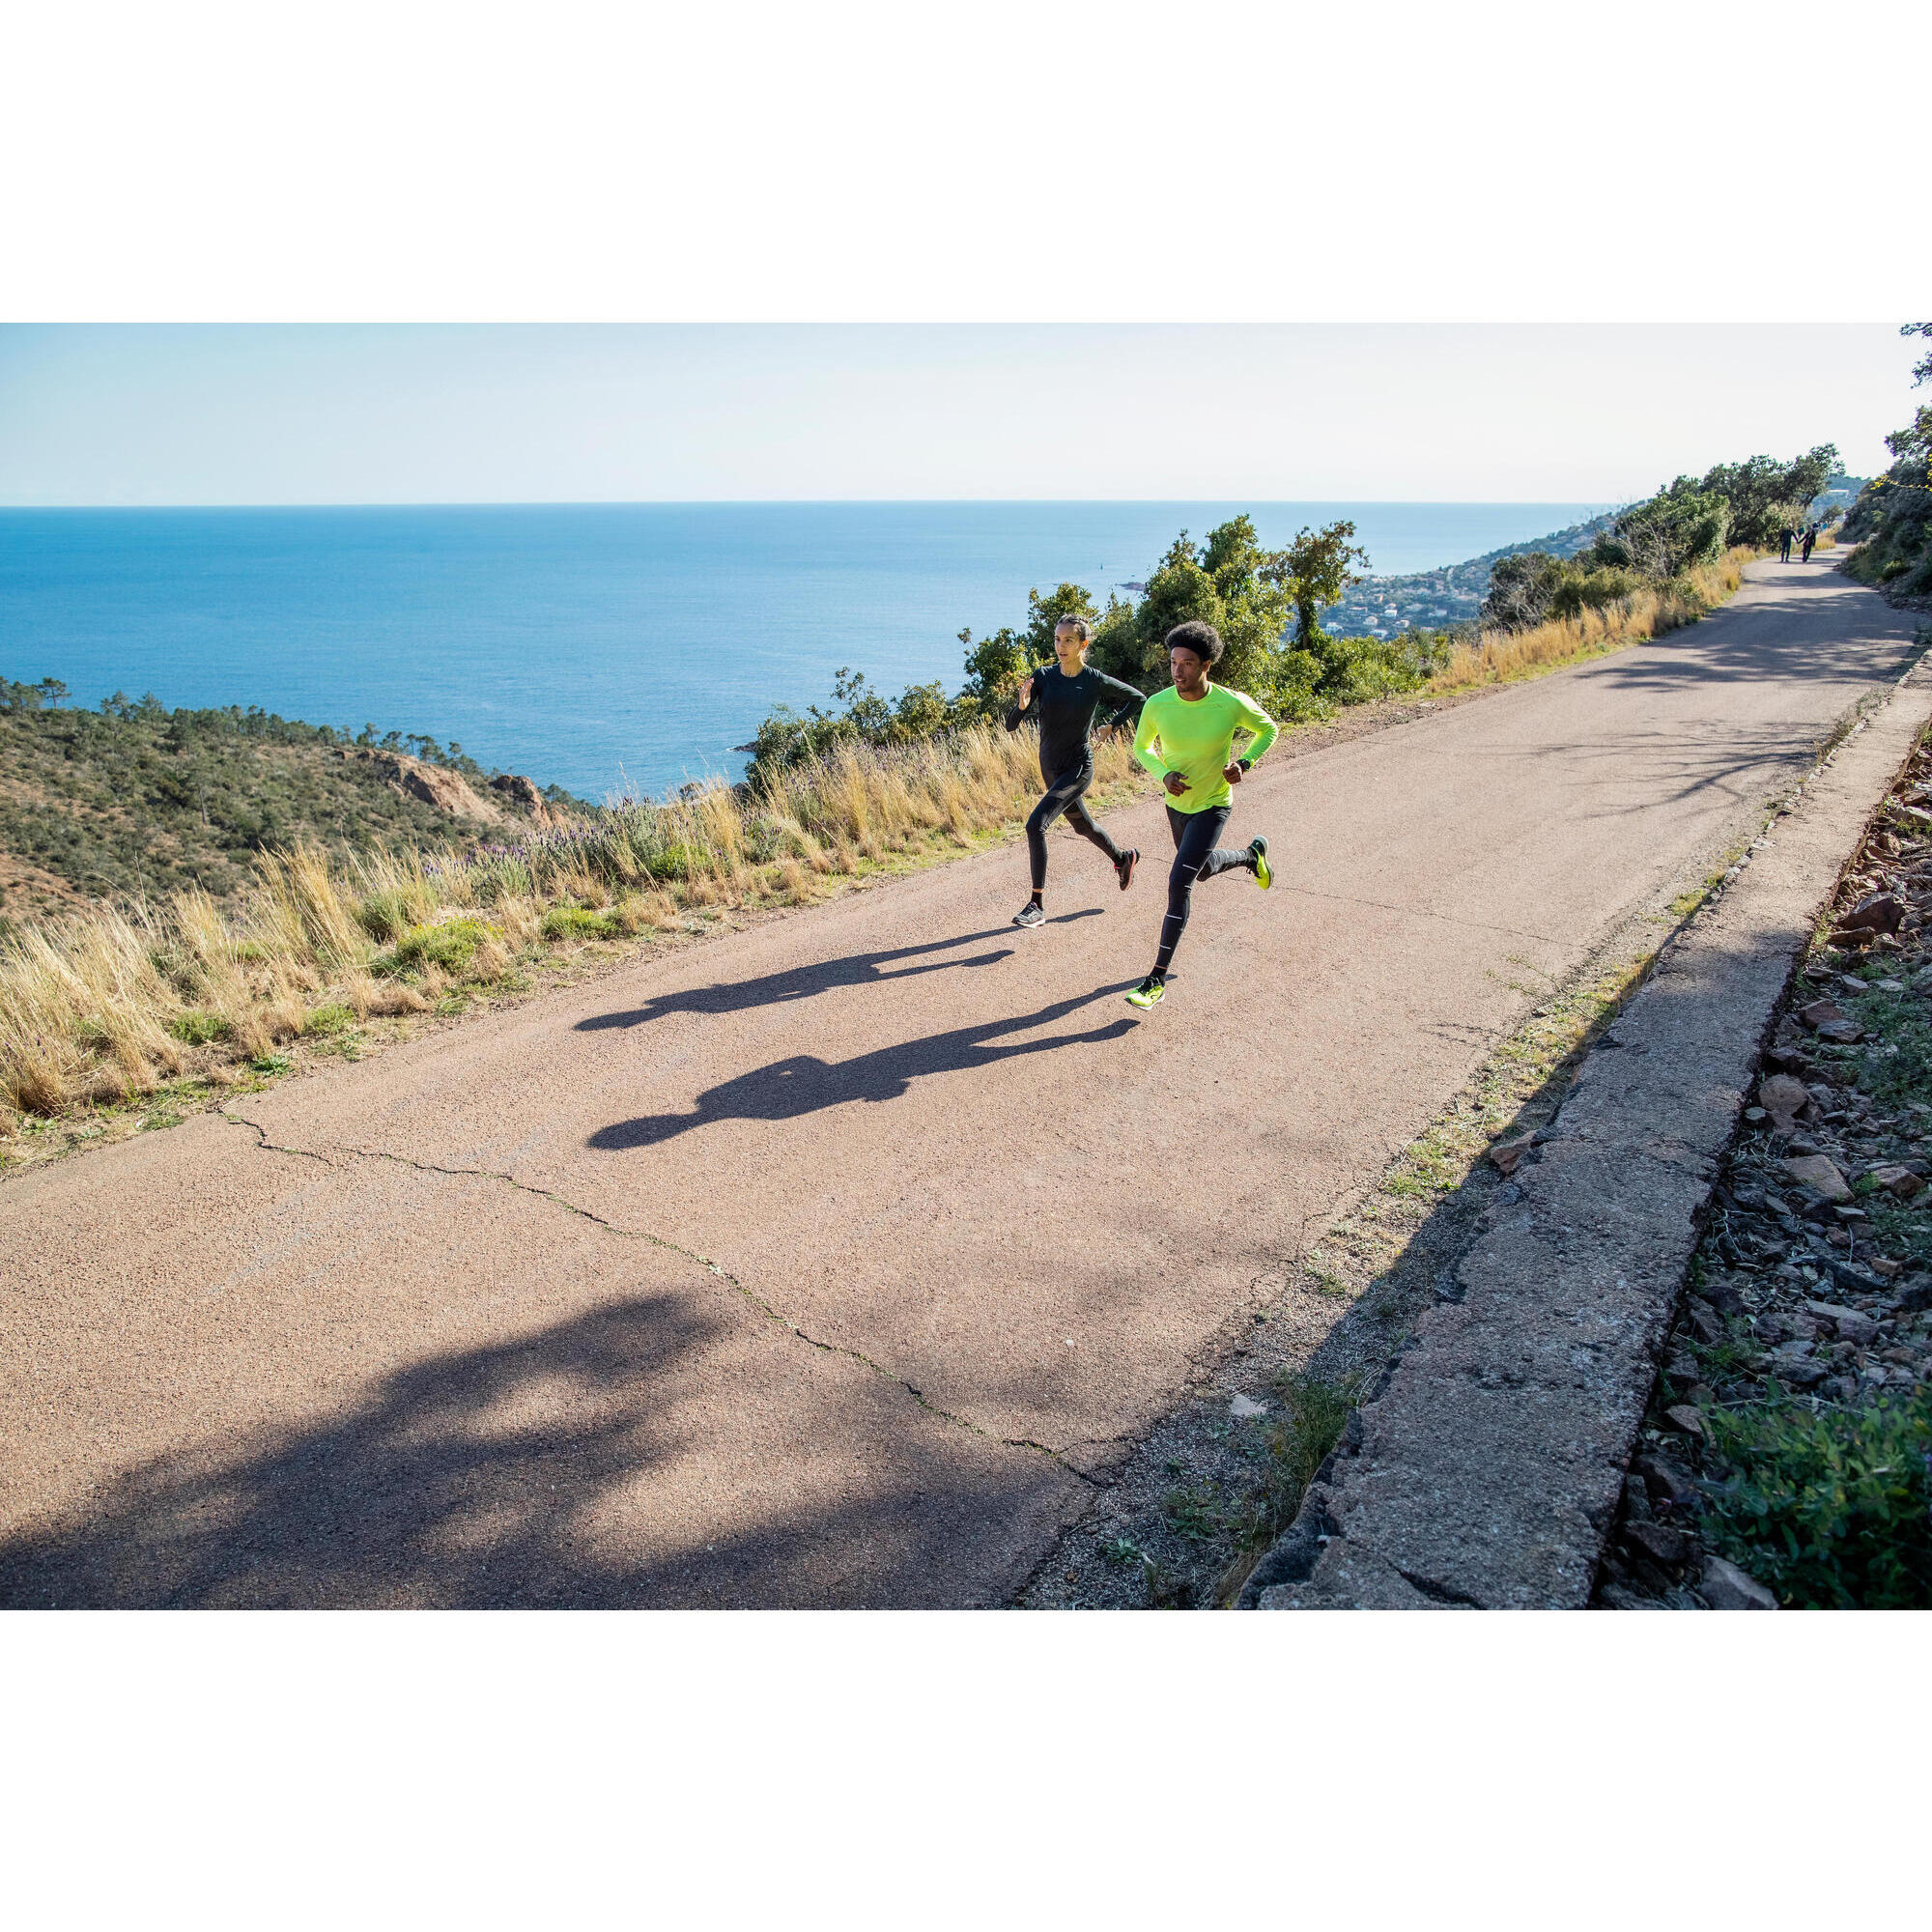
[1026,758,1125,891]
[1153,803,1248,974]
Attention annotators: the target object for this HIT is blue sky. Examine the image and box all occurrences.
[0,325,1918,506]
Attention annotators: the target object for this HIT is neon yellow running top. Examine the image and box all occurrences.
[1132,682,1279,813]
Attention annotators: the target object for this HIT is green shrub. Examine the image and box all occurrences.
[1704,1392,1932,1608]
[647,843,701,883]
[374,917,498,978]
[540,905,619,942]
[304,1002,355,1036]
[248,1051,293,1075]
[167,1009,230,1045]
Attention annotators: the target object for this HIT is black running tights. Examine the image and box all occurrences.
[1026,758,1124,891]
[1153,803,1247,974]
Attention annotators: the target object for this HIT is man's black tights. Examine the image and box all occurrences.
[1152,803,1248,975]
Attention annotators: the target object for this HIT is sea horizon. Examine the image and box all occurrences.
[1,499,1614,797]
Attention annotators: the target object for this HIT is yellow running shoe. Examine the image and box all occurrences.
[1124,975,1165,1009]
[1249,836,1271,890]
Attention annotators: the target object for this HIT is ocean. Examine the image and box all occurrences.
[0,502,1605,799]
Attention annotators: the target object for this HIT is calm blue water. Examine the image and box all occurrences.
[0,502,1603,799]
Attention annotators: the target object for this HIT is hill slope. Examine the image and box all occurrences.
[0,695,569,927]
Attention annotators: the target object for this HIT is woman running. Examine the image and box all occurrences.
[1005,615,1146,928]
[1123,618,1278,1009]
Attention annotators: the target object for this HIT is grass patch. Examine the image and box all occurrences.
[303,1002,355,1037]
[248,1051,293,1076]
[167,1009,230,1046]
[379,918,500,978]
[1160,1484,1228,1547]
[1703,1392,1932,1608]
[1252,1373,1359,1547]
[540,905,620,943]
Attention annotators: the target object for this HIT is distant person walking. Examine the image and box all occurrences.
[1005,616,1145,928]
[1122,620,1278,1010]
[1778,525,1796,563]
[1801,524,1817,563]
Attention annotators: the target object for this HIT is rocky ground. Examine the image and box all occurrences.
[1599,727,1932,1610]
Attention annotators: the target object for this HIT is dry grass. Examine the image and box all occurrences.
[1428,549,1752,695]
[0,720,1141,1145]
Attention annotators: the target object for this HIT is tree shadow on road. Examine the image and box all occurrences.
[1573,574,1923,698]
[587,982,1140,1151]
[0,1293,1069,1609]
[575,911,1101,1033]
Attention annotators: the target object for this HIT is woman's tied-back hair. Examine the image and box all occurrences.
[1053,615,1094,643]
[1164,618,1225,665]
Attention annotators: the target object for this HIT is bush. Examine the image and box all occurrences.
[376,918,499,978]
[167,1009,230,1045]
[1703,1392,1932,1608]
[303,1003,355,1036]
[647,843,701,883]
[540,905,619,942]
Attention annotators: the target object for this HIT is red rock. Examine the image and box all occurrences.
[1838,894,1904,936]
[1866,1163,1925,1200]
[1781,1154,1852,1202]
[1756,1073,1810,1132]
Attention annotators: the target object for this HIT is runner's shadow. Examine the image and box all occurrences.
[576,911,1102,1031]
[588,982,1139,1150]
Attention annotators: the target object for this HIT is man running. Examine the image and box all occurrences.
[1005,615,1146,928]
[1123,619,1278,1009]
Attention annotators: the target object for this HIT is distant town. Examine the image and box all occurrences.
[1309,478,1868,639]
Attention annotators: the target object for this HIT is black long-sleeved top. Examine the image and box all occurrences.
[1003,663,1146,775]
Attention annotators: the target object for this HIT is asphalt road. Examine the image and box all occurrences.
[1,558,1920,1606]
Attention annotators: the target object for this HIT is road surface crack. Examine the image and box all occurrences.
[220,1112,1097,1483]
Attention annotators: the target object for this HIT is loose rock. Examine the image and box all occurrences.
[1700,1554,1778,1610]
[1781,1153,1851,1203]
[1866,1162,1925,1199]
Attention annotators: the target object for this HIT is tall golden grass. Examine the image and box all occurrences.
[0,721,1138,1126]
[1427,548,1751,695]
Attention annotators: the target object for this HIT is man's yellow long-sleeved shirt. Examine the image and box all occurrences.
[1131,683,1278,813]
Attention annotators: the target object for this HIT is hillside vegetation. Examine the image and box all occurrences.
[1843,325,1932,600]
[748,487,1769,784]
[0,684,573,931]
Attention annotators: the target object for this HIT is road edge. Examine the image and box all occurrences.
[1243,651,1932,1609]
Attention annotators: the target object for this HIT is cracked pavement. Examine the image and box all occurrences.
[1,558,1921,1606]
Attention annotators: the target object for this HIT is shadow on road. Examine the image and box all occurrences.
[575,911,1101,1033]
[0,1293,1060,1608]
[587,982,1139,1151]
[1575,571,1920,699]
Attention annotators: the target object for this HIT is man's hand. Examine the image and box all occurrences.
[1017,675,1036,709]
[1223,760,1245,785]
[1163,771,1191,798]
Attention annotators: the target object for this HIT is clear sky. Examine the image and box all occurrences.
[0,325,1918,507]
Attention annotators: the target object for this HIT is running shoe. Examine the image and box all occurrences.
[1011,901,1045,928]
[1124,975,1165,1009]
[1117,847,1139,893]
[1249,836,1271,891]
